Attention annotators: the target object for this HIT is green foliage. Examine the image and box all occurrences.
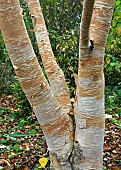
[103,166,107,170]
[104,0,121,117]
[105,0,121,85]
[40,0,82,95]
[20,0,40,58]
[0,33,15,95]
[110,118,121,128]
[13,144,20,152]
[49,29,78,94]
[0,107,9,114]
[104,53,120,85]
[40,0,82,33]
[105,84,121,116]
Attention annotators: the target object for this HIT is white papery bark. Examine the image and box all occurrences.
[74,0,115,169]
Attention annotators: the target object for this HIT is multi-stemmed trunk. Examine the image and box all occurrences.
[0,0,115,169]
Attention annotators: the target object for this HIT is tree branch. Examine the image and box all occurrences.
[80,0,95,48]
[25,0,71,113]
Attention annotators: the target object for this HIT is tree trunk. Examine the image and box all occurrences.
[75,0,115,169]
[0,0,115,169]
[0,1,74,169]
[25,0,71,114]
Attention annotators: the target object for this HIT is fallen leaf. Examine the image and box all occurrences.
[104,143,111,151]
[24,166,29,170]
[111,165,121,170]
[39,157,48,168]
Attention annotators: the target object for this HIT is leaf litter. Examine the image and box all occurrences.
[0,95,121,170]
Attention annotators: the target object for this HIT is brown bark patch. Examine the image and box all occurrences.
[79,56,103,70]
[56,94,71,108]
[78,56,104,99]
[41,115,71,136]
[78,83,104,100]
[79,56,103,84]
[16,58,40,77]
[20,73,47,91]
[81,114,105,129]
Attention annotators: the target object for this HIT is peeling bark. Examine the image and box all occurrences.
[75,0,115,169]
[0,0,73,169]
[25,0,71,114]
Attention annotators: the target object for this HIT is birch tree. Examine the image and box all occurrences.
[0,0,115,169]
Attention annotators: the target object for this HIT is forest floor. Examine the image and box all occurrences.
[0,95,121,170]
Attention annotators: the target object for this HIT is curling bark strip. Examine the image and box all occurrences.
[75,0,115,169]
[25,0,71,113]
[0,0,74,169]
